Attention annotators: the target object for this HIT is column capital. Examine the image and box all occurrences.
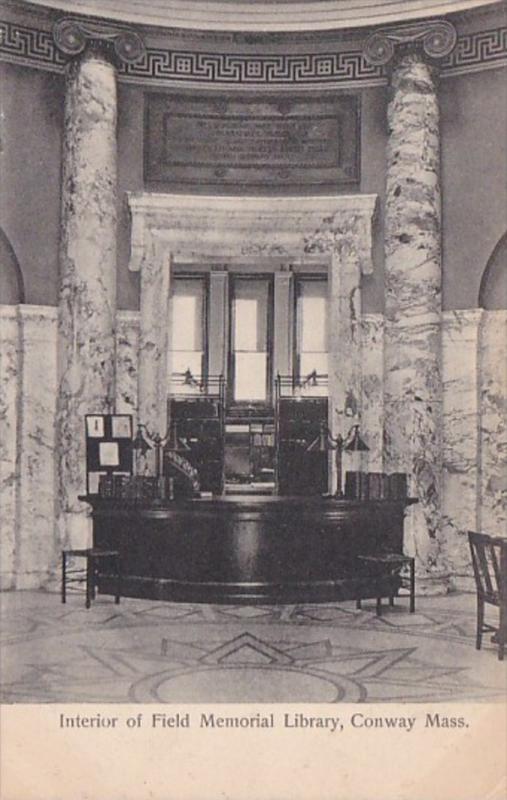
[53,18,145,66]
[363,20,457,67]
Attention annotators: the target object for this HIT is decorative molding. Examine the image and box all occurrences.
[7,0,503,34]
[0,21,66,71]
[126,192,378,273]
[0,20,505,85]
[364,20,457,66]
[52,17,145,64]
[126,47,381,85]
[441,24,507,73]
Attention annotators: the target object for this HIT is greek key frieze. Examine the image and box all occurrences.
[1,20,505,84]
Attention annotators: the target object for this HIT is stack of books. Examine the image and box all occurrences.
[98,475,174,502]
[344,472,408,500]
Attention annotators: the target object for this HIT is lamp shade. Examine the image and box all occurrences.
[344,425,369,452]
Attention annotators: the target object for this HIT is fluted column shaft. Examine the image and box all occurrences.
[383,52,443,558]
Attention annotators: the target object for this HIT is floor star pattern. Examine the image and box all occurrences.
[1,591,505,703]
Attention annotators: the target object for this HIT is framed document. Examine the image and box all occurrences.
[111,415,132,439]
[86,415,105,438]
[98,442,120,467]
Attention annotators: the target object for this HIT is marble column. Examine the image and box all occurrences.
[364,21,456,587]
[208,269,229,380]
[53,20,144,547]
[138,238,171,439]
[273,270,293,381]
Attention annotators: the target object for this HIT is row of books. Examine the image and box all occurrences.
[344,471,408,501]
[98,474,174,502]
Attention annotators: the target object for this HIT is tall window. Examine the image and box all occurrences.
[230,277,271,403]
[168,277,206,393]
[296,278,328,395]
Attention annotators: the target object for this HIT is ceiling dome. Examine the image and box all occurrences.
[19,0,502,32]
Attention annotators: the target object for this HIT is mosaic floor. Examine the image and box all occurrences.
[1,591,506,703]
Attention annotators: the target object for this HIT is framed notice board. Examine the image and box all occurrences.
[85,414,133,495]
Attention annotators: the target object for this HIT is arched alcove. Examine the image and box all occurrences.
[0,228,24,304]
[479,231,507,310]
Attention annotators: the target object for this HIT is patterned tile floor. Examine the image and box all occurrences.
[1,591,506,703]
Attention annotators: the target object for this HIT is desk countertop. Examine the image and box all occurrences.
[80,493,417,517]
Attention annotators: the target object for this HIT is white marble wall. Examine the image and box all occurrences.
[360,313,384,471]
[16,307,59,588]
[0,306,58,589]
[479,310,507,538]
[138,242,171,439]
[441,310,482,590]
[0,307,20,590]
[116,311,140,416]
[0,306,139,590]
[0,304,505,591]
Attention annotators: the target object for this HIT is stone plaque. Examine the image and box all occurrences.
[145,94,360,191]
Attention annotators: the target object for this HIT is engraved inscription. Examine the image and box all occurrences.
[145,93,360,191]
[163,114,340,169]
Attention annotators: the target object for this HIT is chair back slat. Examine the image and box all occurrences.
[488,543,502,589]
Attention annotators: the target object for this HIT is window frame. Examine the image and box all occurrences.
[168,272,209,386]
[293,273,329,385]
[227,273,274,408]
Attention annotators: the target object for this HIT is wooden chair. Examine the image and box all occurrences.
[468,531,507,661]
[356,553,415,616]
[61,549,121,609]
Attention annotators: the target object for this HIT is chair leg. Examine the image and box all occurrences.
[498,606,506,661]
[91,558,97,601]
[389,596,394,607]
[376,597,382,616]
[409,559,415,613]
[356,599,361,610]
[476,597,484,650]
[115,556,121,605]
[61,552,66,604]
[86,557,93,609]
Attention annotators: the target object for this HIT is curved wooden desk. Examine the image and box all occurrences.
[82,495,416,604]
